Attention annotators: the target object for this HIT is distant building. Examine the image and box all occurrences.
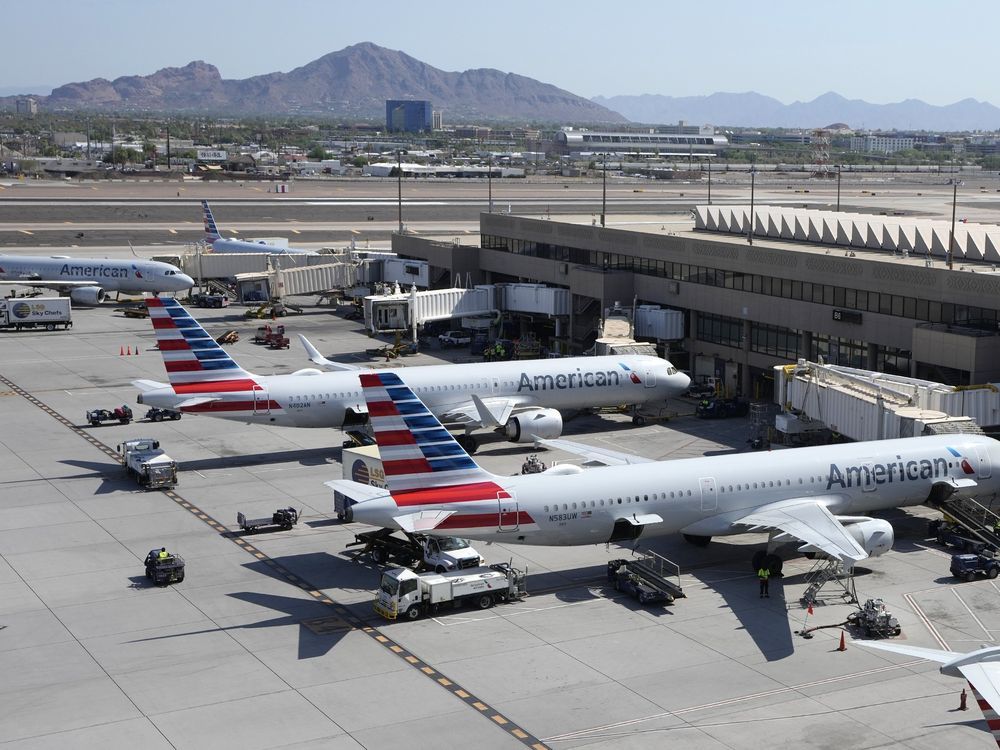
[15,98,37,116]
[554,128,727,156]
[386,100,432,133]
[432,110,443,130]
[850,134,916,154]
[454,126,493,140]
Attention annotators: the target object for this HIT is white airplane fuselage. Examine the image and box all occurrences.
[139,354,688,428]
[0,255,193,294]
[351,434,1000,546]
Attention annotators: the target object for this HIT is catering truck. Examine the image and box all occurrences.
[0,297,72,331]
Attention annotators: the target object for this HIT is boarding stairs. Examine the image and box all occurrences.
[800,558,858,607]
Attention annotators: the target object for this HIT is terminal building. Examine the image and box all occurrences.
[392,207,1000,399]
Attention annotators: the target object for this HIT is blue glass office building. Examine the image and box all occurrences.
[386,100,433,133]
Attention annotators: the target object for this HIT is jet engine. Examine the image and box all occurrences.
[504,408,563,443]
[70,287,106,305]
[842,518,894,557]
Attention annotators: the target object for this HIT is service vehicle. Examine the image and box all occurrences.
[607,552,685,605]
[0,297,72,331]
[375,562,527,620]
[236,507,299,534]
[951,553,1000,581]
[437,329,472,347]
[144,549,185,586]
[118,438,178,489]
[846,598,901,638]
[932,521,993,554]
[87,405,133,426]
[349,527,483,572]
[144,407,181,422]
[696,398,750,419]
[195,294,229,308]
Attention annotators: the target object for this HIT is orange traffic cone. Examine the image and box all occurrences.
[126,345,131,356]
[119,346,125,356]
[134,343,140,355]
[837,630,847,652]
[959,688,968,711]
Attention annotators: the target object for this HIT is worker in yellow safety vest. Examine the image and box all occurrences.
[757,566,770,598]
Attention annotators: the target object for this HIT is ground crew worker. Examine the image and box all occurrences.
[757,565,770,598]
[158,547,169,561]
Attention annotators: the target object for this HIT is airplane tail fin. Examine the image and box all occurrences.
[201,200,222,243]
[360,371,497,493]
[145,297,256,390]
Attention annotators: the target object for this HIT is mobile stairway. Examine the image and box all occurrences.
[931,494,1000,552]
[608,550,685,603]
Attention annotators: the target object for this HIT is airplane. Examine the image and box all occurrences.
[329,370,1000,568]
[0,254,194,304]
[857,640,1000,748]
[134,297,690,448]
[201,201,317,255]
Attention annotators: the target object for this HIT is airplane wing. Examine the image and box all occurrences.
[858,641,1000,713]
[6,280,97,292]
[736,497,868,566]
[441,396,531,427]
[534,437,655,466]
[324,479,389,503]
[297,334,361,372]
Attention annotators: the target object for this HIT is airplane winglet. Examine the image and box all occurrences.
[297,334,359,372]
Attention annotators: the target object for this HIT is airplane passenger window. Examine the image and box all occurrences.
[798,478,803,484]
[769,481,774,487]
[572,502,577,510]
[617,498,622,504]
[686,490,692,496]
[643,495,648,502]
[563,504,568,511]
[753,482,758,489]
[544,505,549,512]
[591,501,595,508]
[670,491,674,498]
[728,485,733,492]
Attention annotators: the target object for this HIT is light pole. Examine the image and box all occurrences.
[707,157,712,205]
[836,164,842,212]
[396,149,403,233]
[487,153,493,213]
[601,153,607,227]
[948,179,963,270]
[747,167,757,245]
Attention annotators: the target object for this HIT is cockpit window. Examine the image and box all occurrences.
[667,366,678,375]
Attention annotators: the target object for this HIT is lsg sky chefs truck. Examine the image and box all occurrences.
[0,297,72,331]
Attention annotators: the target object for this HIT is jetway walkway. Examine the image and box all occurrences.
[774,360,994,443]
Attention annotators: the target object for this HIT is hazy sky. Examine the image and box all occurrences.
[3,0,997,105]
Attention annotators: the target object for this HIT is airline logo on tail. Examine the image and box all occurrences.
[146,297,253,390]
[361,372,495,493]
[202,200,221,242]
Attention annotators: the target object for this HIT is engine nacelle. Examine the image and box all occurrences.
[70,287,106,305]
[505,408,563,443]
[843,518,894,557]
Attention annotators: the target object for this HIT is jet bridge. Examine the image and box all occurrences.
[774,360,993,443]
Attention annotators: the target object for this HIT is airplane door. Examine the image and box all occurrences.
[252,385,270,415]
[699,477,717,511]
[975,446,992,479]
[862,462,876,492]
[498,490,519,531]
[644,368,656,388]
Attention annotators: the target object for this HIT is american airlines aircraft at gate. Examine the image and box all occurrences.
[0,254,193,304]
[134,298,690,446]
[329,371,1000,567]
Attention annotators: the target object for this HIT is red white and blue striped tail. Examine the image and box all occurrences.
[202,200,222,242]
[360,371,496,493]
[146,297,254,387]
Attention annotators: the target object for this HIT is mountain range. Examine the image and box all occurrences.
[4,43,998,131]
[3,43,624,124]
[592,91,1000,131]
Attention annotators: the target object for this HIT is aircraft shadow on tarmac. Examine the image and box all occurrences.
[177,447,336,471]
[127,591,349,660]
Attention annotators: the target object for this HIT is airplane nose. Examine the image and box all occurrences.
[176,274,195,289]
[677,370,691,391]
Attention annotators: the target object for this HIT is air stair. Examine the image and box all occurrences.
[800,558,858,606]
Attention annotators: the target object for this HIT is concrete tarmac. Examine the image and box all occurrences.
[0,297,997,748]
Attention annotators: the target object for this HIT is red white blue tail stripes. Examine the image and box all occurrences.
[146,297,253,388]
[202,200,221,242]
[970,684,1000,747]
[360,371,496,492]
